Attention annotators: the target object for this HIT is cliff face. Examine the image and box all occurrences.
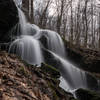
[0,51,75,100]
[0,0,18,43]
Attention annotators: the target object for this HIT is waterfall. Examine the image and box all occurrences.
[9,35,43,65]
[9,7,98,92]
[9,9,44,65]
[33,29,66,58]
[18,8,27,35]
[48,50,88,90]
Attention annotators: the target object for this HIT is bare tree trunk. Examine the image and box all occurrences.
[70,0,73,43]
[56,0,64,34]
[22,0,29,20]
[39,0,50,28]
[30,0,34,23]
[91,0,94,48]
[83,0,88,47]
[98,13,100,49]
[75,0,81,47]
[22,0,34,23]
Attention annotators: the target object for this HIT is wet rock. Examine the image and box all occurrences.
[0,0,19,43]
[63,38,100,73]
[75,88,100,100]
[42,48,61,70]
[41,63,60,78]
[86,73,98,90]
[39,35,49,49]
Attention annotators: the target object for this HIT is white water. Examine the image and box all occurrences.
[9,9,43,65]
[33,29,66,58]
[48,51,87,90]
[18,8,27,35]
[9,35,43,65]
[40,30,66,58]
[9,7,98,92]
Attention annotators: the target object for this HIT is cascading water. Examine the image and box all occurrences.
[9,9,44,65]
[9,35,43,65]
[48,51,88,90]
[34,29,66,58]
[18,8,27,35]
[9,5,99,93]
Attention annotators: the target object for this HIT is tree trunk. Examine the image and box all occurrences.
[30,0,34,23]
[22,0,29,20]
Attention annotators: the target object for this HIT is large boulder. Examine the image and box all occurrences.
[0,0,19,43]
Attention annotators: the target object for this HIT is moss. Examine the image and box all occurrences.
[51,78,60,86]
[17,66,28,77]
[47,80,77,100]
[53,91,59,100]
[47,81,59,100]
[41,63,60,78]
[18,57,31,67]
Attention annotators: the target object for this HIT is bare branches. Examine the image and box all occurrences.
[22,0,100,50]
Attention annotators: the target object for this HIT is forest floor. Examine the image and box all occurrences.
[0,50,100,100]
[0,51,75,100]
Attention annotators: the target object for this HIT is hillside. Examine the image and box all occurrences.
[0,51,75,100]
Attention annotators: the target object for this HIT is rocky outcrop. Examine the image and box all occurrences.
[0,0,19,43]
[0,51,75,100]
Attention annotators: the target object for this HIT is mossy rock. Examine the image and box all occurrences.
[17,66,29,77]
[75,88,100,100]
[41,63,60,78]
